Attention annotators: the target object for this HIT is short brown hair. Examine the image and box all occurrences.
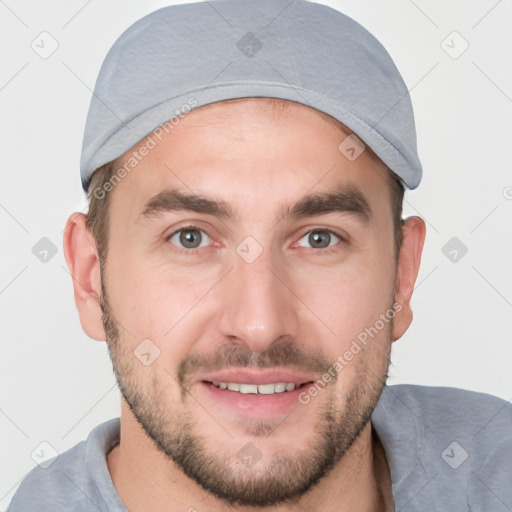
[85,162,114,269]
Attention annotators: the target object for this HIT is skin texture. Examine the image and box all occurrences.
[64,98,425,512]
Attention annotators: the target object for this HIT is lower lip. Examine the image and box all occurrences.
[199,381,312,418]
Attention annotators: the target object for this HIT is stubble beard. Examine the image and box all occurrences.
[99,274,391,507]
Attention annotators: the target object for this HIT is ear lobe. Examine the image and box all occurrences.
[63,212,107,341]
[392,216,426,341]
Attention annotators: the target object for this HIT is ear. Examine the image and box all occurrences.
[63,212,106,341]
[392,216,426,341]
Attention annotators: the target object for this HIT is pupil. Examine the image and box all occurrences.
[309,231,330,248]
[180,229,201,248]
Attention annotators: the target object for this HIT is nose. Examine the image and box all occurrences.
[218,249,300,353]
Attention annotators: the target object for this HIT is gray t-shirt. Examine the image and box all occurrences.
[7,385,512,511]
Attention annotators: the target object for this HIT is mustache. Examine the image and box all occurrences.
[177,340,334,389]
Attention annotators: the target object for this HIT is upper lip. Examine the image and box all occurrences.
[197,369,317,386]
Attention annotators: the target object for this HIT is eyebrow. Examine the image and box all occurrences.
[280,185,371,223]
[138,189,234,220]
[137,185,371,224]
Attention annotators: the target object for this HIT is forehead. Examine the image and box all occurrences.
[109,98,393,218]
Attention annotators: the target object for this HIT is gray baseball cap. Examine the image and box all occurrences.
[80,0,422,192]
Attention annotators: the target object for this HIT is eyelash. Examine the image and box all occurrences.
[297,229,344,253]
[166,225,345,255]
[166,225,213,255]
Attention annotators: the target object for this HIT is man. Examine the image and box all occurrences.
[8,1,511,511]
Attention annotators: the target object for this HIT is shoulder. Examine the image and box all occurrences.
[378,383,511,421]
[376,383,512,457]
[378,383,512,436]
[373,384,512,510]
[7,418,120,512]
[7,440,88,511]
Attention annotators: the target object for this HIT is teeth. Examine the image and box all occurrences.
[240,384,258,394]
[212,381,300,395]
[274,383,286,393]
[258,383,277,394]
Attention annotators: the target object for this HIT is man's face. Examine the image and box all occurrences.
[99,98,399,506]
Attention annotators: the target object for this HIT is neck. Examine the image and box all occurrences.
[107,401,393,512]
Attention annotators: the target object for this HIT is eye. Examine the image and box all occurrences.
[168,227,211,250]
[296,229,341,249]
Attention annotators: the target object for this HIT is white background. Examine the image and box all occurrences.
[1,0,511,507]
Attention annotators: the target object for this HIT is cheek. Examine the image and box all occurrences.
[104,246,222,365]
[295,261,395,342]
[302,269,394,397]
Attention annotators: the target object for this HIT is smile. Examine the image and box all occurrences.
[208,381,302,394]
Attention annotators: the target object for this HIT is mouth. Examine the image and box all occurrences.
[205,381,308,394]
[196,370,316,418]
